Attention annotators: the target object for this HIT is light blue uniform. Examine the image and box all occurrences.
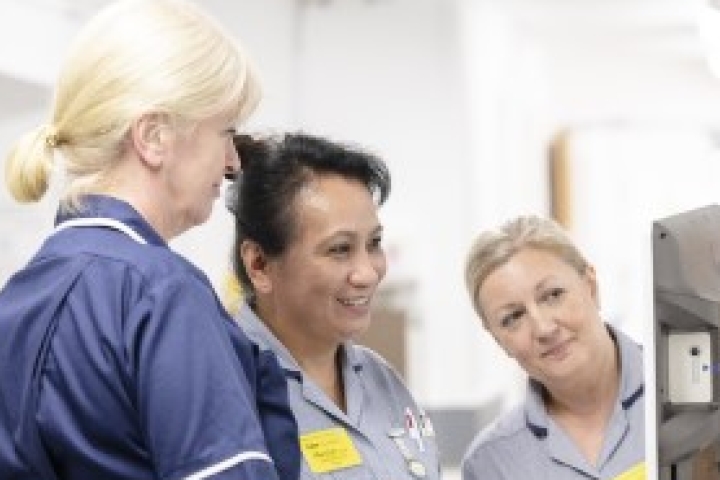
[238,303,442,480]
[461,326,644,480]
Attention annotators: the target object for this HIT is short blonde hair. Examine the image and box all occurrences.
[4,0,261,210]
[464,215,590,321]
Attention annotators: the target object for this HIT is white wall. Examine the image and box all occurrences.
[0,77,55,281]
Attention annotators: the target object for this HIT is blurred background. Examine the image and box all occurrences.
[4,0,720,475]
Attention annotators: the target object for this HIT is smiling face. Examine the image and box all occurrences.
[477,248,608,388]
[262,174,387,347]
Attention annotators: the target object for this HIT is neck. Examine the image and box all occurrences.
[101,155,181,241]
[543,330,620,466]
[546,331,619,416]
[256,302,346,410]
[301,349,345,407]
[103,185,179,242]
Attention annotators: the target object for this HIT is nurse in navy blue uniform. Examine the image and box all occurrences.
[226,133,442,480]
[0,1,299,479]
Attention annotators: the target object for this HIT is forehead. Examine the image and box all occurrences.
[291,176,378,236]
[499,248,569,272]
[481,249,577,296]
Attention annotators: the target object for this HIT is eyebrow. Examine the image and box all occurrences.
[533,276,559,294]
[318,224,384,245]
[487,301,524,321]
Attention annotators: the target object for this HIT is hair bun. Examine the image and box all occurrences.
[233,134,270,170]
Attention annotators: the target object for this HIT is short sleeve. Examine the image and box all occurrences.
[254,348,300,480]
[128,274,279,480]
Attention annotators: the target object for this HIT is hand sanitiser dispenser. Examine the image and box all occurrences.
[667,331,713,404]
[654,205,720,479]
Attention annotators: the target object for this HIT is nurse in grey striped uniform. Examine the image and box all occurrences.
[461,215,644,480]
[226,133,442,480]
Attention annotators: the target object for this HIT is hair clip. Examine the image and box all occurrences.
[233,133,270,171]
[45,126,61,148]
[225,180,240,214]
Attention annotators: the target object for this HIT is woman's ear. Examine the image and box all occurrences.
[583,264,601,308]
[129,113,173,169]
[240,240,272,295]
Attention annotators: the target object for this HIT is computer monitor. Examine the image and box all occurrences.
[654,204,720,479]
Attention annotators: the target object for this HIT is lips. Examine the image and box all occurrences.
[541,339,572,359]
[338,296,370,307]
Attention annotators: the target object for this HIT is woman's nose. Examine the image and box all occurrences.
[349,256,384,286]
[529,307,559,340]
[225,144,241,180]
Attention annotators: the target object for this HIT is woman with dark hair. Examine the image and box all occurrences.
[226,133,441,480]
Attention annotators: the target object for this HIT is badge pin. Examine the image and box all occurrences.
[419,409,436,437]
[408,459,427,478]
[405,407,424,451]
[388,426,427,478]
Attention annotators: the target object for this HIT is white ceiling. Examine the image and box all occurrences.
[492,0,702,59]
[2,0,718,121]
[10,0,708,63]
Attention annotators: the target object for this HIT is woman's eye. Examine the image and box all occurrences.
[368,236,383,251]
[500,310,523,328]
[541,287,565,304]
[329,244,351,256]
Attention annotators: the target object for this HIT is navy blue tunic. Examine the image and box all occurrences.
[0,196,300,480]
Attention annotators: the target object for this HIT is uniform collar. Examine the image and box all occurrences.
[524,323,644,438]
[236,302,365,380]
[55,195,166,247]
[615,326,644,410]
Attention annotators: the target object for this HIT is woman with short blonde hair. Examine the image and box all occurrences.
[462,215,644,480]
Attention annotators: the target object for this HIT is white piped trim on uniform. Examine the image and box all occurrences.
[183,451,273,480]
[53,218,147,244]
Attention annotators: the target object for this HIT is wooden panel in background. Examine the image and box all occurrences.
[357,307,407,379]
[549,129,572,229]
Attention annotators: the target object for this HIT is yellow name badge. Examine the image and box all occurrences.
[300,427,363,473]
[612,462,646,480]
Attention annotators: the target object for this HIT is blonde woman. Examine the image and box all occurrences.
[462,215,644,480]
[0,1,299,479]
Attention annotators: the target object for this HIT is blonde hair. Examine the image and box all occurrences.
[464,215,590,321]
[4,0,261,210]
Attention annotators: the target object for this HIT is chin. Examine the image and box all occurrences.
[344,319,372,340]
[192,206,215,227]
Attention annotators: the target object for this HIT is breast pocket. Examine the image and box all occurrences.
[300,461,376,480]
[300,427,378,480]
[330,464,376,480]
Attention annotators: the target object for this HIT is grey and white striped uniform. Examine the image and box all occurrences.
[461,326,644,480]
[238,303,442,480]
